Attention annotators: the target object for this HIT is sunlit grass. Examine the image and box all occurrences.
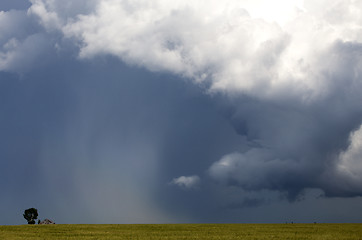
[1,223,362,239]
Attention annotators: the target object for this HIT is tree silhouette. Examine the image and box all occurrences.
[23,208,38,224]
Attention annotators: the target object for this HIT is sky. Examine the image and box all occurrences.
[1,0,362,225]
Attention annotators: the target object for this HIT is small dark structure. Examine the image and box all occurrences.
[38,219,55,225]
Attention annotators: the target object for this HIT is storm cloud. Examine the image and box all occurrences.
[2,0,362,224]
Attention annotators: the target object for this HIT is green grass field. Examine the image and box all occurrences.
[1,223,362,240]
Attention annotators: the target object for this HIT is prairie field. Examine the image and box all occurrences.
[1,223,362,240]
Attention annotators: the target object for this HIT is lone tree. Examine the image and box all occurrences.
[23,208,38,224]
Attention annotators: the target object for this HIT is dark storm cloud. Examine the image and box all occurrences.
[208,40,362,201]
[2,0,362,224]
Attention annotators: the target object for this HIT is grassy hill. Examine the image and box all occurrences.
[1,223,362,239]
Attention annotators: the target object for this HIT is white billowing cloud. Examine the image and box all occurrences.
[28,0,63,30]
[0,9,52,72]
[28,0,98,31]
[0,10,28,70]
[170,175,200,189]
[27,0,362,101]
[0,33,52,72]
[335,124,362,192]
